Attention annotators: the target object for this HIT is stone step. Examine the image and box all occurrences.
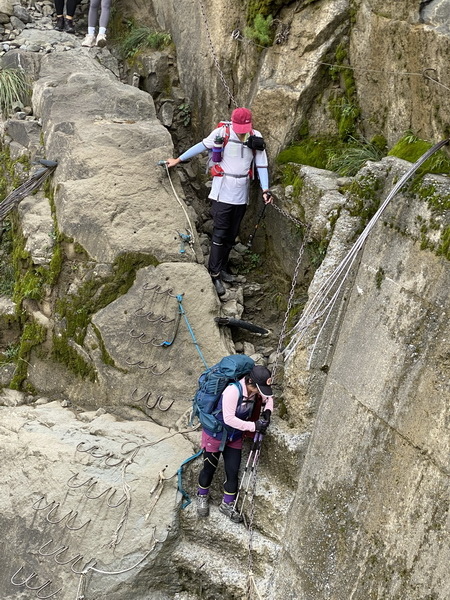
[180,501,281,567]
[172,534,276,600]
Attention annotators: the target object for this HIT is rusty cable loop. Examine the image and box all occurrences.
[134,307,152,317]
[53,547,83,566]
[107,489,128,508]
[71,557,97,575]
[39,539,67,557]
[65,512,91,531]
[131,388,150,403]
[129,329,145,339]
[145,395,174,412]
[142,283,160,291]
[46,504,73,525]
[104,455,125,467]
[84,482,112,500]
[25,574,50,591]
[11,566,37,586]
[67,473,95,489]
[36,581,63,599]
[76,441,100,453]
[125,357,144,366]
[32,496,55,511]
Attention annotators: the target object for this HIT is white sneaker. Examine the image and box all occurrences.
[81,34,96,47]
[96,33,107,48]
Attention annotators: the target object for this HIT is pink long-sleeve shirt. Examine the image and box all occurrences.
[221,377,274,432]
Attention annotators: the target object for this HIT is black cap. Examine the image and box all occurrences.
[249,365,273,396]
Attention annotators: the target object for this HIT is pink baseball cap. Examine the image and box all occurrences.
[231,107,253,134]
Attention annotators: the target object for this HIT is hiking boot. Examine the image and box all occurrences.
[81,33,96,47]
[219,500,243,523]
[54,16,64,31]
[196,494,209,518]
[212,276,225,297]
[64,18,75,33]
[220,270,236,283]
[96,33,107,47]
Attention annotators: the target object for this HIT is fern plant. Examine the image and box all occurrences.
[0,68,29,117]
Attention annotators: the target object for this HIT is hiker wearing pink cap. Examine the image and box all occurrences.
[166,107,272,297]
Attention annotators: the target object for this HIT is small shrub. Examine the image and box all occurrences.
[244,14,274,46]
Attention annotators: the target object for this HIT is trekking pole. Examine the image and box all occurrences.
[235,432,263,516]
[246,203,267,249]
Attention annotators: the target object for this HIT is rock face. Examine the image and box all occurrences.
[0,400,194,599]
[275,182,450,598]
[0,1,449,599]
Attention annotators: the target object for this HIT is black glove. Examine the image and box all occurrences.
[262,409,272,424]
[255,418,269,434]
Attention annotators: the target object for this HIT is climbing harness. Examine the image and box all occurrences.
[284,136,450,364]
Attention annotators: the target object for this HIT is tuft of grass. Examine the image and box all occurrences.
[120,25,172,58]
[0,68,30,117]
[327,137,385,176]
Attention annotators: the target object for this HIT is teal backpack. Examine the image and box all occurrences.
[191,354,255,448]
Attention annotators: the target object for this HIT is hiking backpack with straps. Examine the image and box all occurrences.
[208,121,266,178]
[191,354,255,443]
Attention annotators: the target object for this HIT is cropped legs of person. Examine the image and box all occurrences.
[54,0,78,31]
[87,0,111,46]
[197,446,242,516]
[209,201,246,281]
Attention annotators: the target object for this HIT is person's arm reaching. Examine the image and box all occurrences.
[166,142,208,168]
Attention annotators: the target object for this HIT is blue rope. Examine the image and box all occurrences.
[177,449,203,509]
[176,294,209,368]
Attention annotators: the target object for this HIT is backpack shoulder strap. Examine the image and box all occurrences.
[217,121,231,147]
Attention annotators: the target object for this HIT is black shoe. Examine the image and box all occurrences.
[220,270,236,283]
[54,16,64,31]
[212,276,225,297]
[64,18,75,33]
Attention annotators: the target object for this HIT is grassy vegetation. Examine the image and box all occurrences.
[0,68,30,117]
[119,24,172,58]
[388,132,450,175]
[277,136,386,177]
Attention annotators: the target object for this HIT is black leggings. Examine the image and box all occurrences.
[54,0,79,17]
[198,446,242,495]
[208,201,247,275]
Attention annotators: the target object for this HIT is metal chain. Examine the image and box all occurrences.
[271,201,307,229]
[198,0,238,108]
[271,230,309,383]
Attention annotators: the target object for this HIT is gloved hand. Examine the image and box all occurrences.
[262,409,272,424]
[255,418,269,434]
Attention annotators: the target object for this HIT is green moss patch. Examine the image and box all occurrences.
[388,134,450,175]
[53,252,159,378]
[10,321,47,389]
